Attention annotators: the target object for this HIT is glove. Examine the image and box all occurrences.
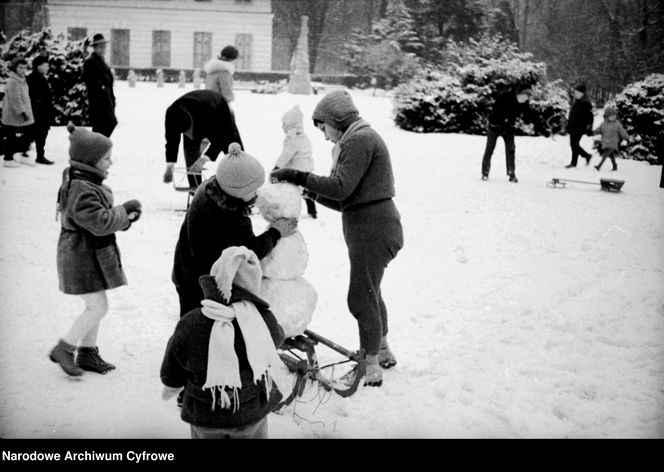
[21,112,29,122]
[122,199,142,222]
[270,168,308,186]
[163,163,174,183]
[269,218,298,238]
[189,155,210,174]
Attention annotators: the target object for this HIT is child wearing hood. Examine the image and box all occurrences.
[593,106,629,171]
[273,105,317,218]
[161,246,286,439]
[49,123,142,376]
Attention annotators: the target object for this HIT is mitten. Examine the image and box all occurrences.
[270,168,308,186]
[269,218,298,238]
[122,199,142,222]
[163,164,174,183]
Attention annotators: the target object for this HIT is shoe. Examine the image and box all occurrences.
[584,156,592,166]
[508,174,518,183]
[308,213,318,219]
[611,168,618,172]
[49,339,84,376]
[481,174,488,181]
[35,157,54,165]
[565,164,576,168]
[594,165,600,171]
[378,339,397,369]
[363,357,383,387]
[3,160,20,168]
[76,346,116,374]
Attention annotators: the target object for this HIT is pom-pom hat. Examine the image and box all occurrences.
[66,123,113,166]
[216,143,265,202]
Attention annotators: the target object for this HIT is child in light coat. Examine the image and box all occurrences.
[593,106,629,171]
[273,105,317,218]
[49,123,142,376]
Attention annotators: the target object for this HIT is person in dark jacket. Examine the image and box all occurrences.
[172,143,297,318]
[271,91,404,388]
[162,90,243,189]
[481,85,539,183]
[82,34,117,137]
[565,83,594,168]
[161,246,286,439]
[49,123,142,377]
[27,54,54,165]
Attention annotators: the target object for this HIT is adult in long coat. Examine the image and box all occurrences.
[27,55,54,164]
[82,34,117,137]
[162,90,243,189]
[565,83,594,168]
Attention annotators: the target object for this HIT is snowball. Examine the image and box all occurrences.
[256,183,302,222]
[261,229,308,280]
[261,277,317,338]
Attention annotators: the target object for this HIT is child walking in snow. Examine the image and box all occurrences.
[273,105,317,218]
[49,123,142,376]
[593,106,629,171]
[161,246,285,439]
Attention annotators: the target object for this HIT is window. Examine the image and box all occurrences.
[67,27,87,41]
[234,33,252,70]
[111,29,130,67]
[193,32,212,69]
[152,30,171,68]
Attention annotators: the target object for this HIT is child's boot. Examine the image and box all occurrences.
[378,336,397,369]
[76,346,116,374]
[49,339,84,376]
[363,354,383,387]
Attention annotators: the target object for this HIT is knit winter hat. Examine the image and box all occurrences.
[312,91,359,131]
[210,246,263,300]
[32,55,49,69]
[67,123,112,166]
[216,142,265,201]
[282,104,304,132]
[604,106,618,118]
[574,83,587,94]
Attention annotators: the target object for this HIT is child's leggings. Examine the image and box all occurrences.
[597,148,618,170]
[63,291,109,347]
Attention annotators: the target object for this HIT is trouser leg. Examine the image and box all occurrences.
[183,136,204,188]
[504,132,516,175]
[481,128,499,175]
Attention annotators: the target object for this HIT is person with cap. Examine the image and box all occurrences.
[204,45,239,104]
[1,56,35,167]
[270,90,404,388]
[273,104,317,218]
[592,106,629,172]
[82,33,117,137]
[49,123,142,377]
[565,83,594,168]
[162,90,243,189]
[481,85,540,183]
[172,142,297,319]
[27,54,54,165]
[161,246,286,439]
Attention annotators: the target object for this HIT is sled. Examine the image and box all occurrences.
[547,177,625,192]
[172,167,203,210]
[276,329,366,408]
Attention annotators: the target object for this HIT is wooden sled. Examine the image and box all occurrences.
[547,177,625,192]
[172,167,203,210]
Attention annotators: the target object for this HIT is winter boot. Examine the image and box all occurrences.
[49,339,84,376]
[76,346,116,374]
[481,174,489,181]
[378,337,397,369]
[363,355,382,387]
[508,173,518,183]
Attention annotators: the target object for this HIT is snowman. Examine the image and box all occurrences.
[256,182,317,338]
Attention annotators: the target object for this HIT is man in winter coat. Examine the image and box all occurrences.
[162,90,243,189]
[82,34,117,137]
[27,55,54,165]
[204,45,238,104]
[1,57,35,167]
[565,83,594,168]
[481,85,540,183]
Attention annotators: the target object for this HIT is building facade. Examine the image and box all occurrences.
[46,0,273,71]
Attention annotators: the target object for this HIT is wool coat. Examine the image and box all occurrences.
[172,177,281,307]
[487,91,536,133]
[567,95,594,135]
[27,70,52,128]
[593,120,629,151]
[57,161,131,295]
[82,52,117,132]
[1,71,35,127]
[203,59,235,103]
[161,276,285,429]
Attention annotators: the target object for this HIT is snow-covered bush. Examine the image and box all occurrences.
[0,29,89,126]
[393,36,569,136]
[612,74,664,164]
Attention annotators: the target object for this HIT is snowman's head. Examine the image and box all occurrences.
[256,182,303,223]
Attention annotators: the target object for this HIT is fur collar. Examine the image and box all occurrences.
[204,58,235,75]
[203,177,251,215]
[7,71,26,84]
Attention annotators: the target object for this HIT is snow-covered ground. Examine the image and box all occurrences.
[0,82,662,439]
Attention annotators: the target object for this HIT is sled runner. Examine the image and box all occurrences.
[172,167,203,210]
[277,329,366,408]
[547,177,625,192]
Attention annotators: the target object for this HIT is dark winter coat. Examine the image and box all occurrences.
[57,161,131,295]
[487,91,536,133]
[164,90,242,163]
[161,276,284,429]
[82,52,117,131]
[566,95,593,135]
[1,71,34,127]
[593,120,629,151]
[172,177,281,305]
[27,70,52,129]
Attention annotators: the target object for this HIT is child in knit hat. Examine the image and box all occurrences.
[161,246,286,439]
[592,106,629,171]
[49,123,142,377]
[273,105,317,218]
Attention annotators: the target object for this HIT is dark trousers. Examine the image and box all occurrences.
[3,125,31,161]
[183,136,205,189]
[569,132,591,166]
[33,124,49,159]
[92,122,116,138]
[304,195,317,217]
[596,148,618,171]
[481,126,516,176]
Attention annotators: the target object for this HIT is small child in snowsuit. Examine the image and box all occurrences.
[161,246,286,439]
[273,105,317,218]
[50,123,142,376]
[593,106,629,171]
